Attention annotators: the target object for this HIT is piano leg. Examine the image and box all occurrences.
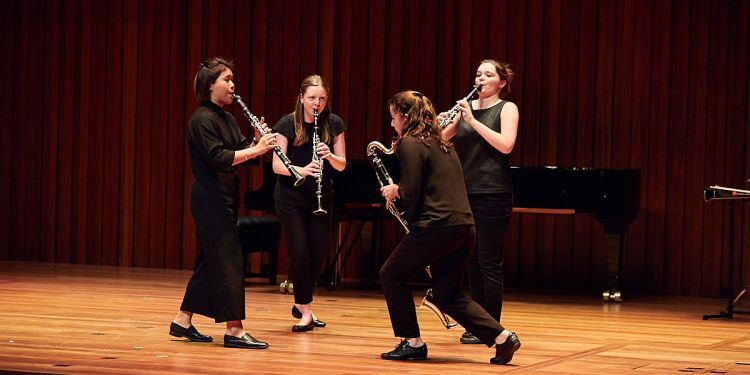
[602,234,623,303]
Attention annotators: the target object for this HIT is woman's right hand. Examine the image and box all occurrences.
[298,160,322,178]
[255,132,278,154]
[437,111,457,127]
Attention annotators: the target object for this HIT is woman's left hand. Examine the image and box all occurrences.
[316,142,332,160]
[380,184,400,207]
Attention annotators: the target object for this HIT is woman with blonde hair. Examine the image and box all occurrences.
[272,75,347,332]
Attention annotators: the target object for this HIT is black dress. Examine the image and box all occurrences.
[180,101,250,323]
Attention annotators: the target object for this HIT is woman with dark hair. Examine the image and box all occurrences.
[170,57,276,349]
[272,75,347,332]
[439,59,519,344]
[379,90,521,365]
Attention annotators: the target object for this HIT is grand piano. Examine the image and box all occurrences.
[246,161,640,301]
[511,166,641,302]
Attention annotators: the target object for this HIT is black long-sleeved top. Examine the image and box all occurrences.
[188,101,250,174]
[187,101,250,208]
[396,136,474,229]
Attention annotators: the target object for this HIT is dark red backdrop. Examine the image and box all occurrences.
[2,0,749,297]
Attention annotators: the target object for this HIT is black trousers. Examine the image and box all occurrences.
[380,225,505,347]
[276,201,332,305]
[467,193,512,322]
[180,182,246,323]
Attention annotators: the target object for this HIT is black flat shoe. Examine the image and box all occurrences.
[169,322,213,342]
[490,332,521,365]
[381,340,428,360]
[460,331,482,344]
[292,305,327,327]
[291,322,314,332]
[223,333,268,349]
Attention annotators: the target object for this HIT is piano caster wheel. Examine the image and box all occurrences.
[279,280,294,294]
[602,290,622,303]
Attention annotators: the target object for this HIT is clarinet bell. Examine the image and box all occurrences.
[291,167,305,187]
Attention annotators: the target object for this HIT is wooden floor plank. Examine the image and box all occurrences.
[1,261,750,374]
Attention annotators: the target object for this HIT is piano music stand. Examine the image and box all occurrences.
[702,186,750,320]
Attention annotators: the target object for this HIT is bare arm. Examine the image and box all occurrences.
[438,111,460,140]
[231,132,277,166]
[317,132,347,171]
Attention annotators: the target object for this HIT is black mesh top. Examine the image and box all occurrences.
[453,100,513,194]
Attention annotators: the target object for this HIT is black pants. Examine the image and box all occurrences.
[276,202,332,305]
[380,225,504,347]
[467,193,512,322]
[181,182,245,323]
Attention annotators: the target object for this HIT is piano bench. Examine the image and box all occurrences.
[237,216,281,285]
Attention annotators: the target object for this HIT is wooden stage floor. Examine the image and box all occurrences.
[1,261,750,374]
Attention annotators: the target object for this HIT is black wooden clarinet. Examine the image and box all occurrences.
[232,94,305,187]
[312,110,327,215]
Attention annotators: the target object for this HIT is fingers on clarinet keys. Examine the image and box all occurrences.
[291,305,326,327]
[223,333,269,349]
[381,340,428,360]
[490,332,521,365]
[169,322,213,342]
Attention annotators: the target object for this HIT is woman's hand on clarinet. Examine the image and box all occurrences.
[380,184,400,207]
[299,160,322,178]
[316,142,332,160]
[437,111,457,127]
[253,116,272,140]
[457,100,475,123]
[255,132,277,154]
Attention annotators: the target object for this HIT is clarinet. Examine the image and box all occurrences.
[438,85,482,129]
[312,110,327,215]
[366,141,409,233]
[232,94,305,187]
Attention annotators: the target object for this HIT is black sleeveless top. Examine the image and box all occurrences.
[453,100,513,194]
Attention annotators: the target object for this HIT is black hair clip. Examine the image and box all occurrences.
[198,59,211,69]
[412,91,424,98]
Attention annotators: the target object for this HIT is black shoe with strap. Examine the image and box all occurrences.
[169,322,213,342]
[490,332,521,365]
[292,305,327,327]
[381,340,428,360]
